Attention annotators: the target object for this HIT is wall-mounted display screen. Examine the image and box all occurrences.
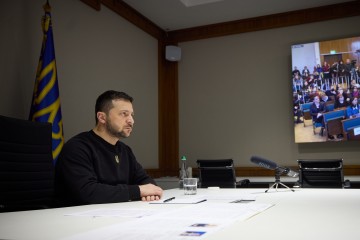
[292,36,360,143]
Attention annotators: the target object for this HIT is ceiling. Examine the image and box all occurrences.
[122,0,354,31]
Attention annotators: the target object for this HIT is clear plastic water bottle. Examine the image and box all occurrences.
[179,156,188,189]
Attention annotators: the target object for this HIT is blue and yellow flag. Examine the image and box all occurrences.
[29,1,64,163]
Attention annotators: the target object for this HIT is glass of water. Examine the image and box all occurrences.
[183,178,197,195]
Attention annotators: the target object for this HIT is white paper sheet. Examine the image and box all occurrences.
[150,196,207,204]
[62,202,273,240]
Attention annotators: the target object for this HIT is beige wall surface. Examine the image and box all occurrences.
[1,0,360,170]
[178,16,360,167]
[0,0,159,168]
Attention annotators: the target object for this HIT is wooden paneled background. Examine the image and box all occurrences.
[320,37,360,64]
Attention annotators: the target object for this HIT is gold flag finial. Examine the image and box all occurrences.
[43,0,51,13]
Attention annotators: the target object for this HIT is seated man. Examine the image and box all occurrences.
[310,95,334,139]
[310,95,326,125]
[55,90,163,206]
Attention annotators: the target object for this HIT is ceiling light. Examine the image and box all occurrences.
[179,0,224,7]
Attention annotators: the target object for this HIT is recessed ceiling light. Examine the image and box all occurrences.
[179,0,224,7]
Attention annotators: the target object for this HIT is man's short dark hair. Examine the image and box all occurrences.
[95,90,133,124]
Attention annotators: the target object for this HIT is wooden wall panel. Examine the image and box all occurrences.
[158,41,180,177]
[320,37,360,64]
[320,37,360,53]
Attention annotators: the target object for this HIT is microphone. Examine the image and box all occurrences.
[250,156,278,170]
[250,156,299,178]
[278,167,299,178]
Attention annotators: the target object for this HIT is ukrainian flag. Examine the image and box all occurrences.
[29,1,64,163]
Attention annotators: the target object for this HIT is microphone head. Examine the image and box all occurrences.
[250,156,278,170]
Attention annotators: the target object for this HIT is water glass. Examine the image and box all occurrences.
[183,178,197,195]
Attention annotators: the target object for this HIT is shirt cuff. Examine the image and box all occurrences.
[128,185,141,201]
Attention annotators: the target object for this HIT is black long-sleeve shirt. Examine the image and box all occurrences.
[55,130,155,206]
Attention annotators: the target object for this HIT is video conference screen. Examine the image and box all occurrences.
[291,36,360,143]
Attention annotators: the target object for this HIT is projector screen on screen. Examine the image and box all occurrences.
[291,36,360,143]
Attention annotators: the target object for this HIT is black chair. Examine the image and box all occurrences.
[196,159,249,188]
[0,115,55,212]
[297,159,349,188]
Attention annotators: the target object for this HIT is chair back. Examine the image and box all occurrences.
[0,115,54,212]
[323,109,346,123]
[297,159,344,188]
[196,159,236,188]
[341,117,360,140]
[325,102,335,112]
[300,102,313,126]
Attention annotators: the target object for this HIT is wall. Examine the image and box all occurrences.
[178,16,360,168]
[0,0,159,168]
[2,1,360,171]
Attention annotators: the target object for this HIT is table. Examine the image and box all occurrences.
[1,188,360,240]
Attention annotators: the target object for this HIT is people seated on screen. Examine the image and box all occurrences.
[351,86,359,98]
[320,94,332,103]
[336,86,350,104]
[325,87,337,98]
[345,88,352,99]
[336,83,342,92]
[350,79,360,90]
[334,94,348,109]
[346,97,359,119]
[310,95,334,139]
[308,85,321,101]
[305,74,315,88]
[293,94,303,124]
[55,90,163,207]
[310,95,325,124]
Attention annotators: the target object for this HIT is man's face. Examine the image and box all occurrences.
[105,99,134,139]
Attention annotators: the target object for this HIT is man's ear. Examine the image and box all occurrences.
[97,112,106,124]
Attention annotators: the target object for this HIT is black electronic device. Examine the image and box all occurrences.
[250,156,299,192]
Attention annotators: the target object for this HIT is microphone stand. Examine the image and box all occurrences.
[265,168,295,193]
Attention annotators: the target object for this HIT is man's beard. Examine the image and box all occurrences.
[105,118,129,139]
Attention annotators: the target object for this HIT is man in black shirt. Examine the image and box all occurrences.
[55,90,163,206]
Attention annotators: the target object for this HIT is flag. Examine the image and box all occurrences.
[29,1,64,163]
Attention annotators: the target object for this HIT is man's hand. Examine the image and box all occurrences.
[139,183,163,202]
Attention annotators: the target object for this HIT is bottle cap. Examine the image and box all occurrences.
[181,156,186,161]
